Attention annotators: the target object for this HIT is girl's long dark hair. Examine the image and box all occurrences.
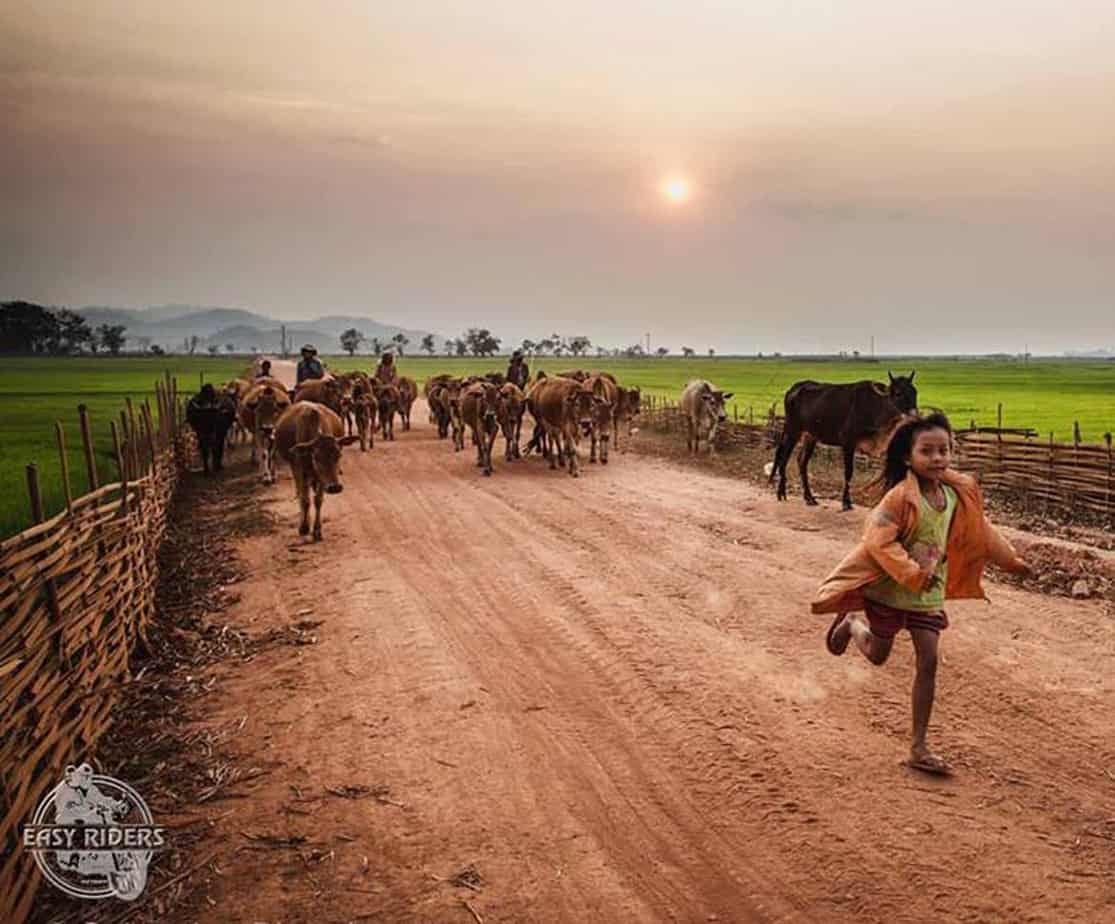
[872,411,953,495]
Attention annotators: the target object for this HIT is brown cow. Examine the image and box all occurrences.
[349,377,377,451]
[613,385,642,450]
[396,376,418,431]
[239,382,292,483]
[584,374,618,464]
[461,381,501,475]
[496,382,526,461]
[556,369,590,382]
[529,377,606,477]
[294,376,344,415]
[374,382,400,441]
[275,402,358,541]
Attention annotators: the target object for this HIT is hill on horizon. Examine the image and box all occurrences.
[75,305,444,354]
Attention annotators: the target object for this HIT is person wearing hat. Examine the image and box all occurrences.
[506,348,529,390]
[254,359,273,379]
[374,351,398,385]
[297,344,325,384]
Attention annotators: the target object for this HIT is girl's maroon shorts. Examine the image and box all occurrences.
[863,599,948,638]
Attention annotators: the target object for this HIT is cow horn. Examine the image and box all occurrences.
[888,371,895,382]
[908,370,915,381]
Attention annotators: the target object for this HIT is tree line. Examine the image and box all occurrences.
[0,301,130,355]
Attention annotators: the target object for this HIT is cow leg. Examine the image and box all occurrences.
[841,444,856,511]
[213,433,226,471]
[590,428,598,463]
[295,469,310,536]
[600,432,609,464]
[707,424,719,456]
[484,427,496,475]
[312,479,324,541]
[199,437,212,475]
[798,434,819,506]
[686,418,694,453]
[474,428,484,467]
[774,425,801,501]
[566,432,579,477]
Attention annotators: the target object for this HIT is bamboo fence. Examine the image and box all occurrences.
[639,395,1115,516]
[0,372,195,923]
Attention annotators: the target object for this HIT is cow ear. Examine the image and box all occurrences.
[908,370,915,381]
[722,392,734,400]
[888,370,895,382]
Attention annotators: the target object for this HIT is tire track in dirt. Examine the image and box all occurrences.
[196,396,1115,924]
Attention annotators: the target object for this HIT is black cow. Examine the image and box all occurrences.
[186,384,238,475]
[770,371,917,510]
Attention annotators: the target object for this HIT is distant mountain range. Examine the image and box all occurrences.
[75,305,444,354]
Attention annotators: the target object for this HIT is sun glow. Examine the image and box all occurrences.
[661,176,691,204]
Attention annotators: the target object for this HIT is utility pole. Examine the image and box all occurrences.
[645,331,651,354]
[870,335,875,359]
[281,324,287,358]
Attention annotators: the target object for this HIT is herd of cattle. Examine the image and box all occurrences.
[186,360,921,540]
[187,363,647,540]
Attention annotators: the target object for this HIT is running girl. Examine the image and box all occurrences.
[813,412,1030,775]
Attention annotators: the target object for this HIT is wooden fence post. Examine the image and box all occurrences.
[111,420,128,515]
[78,404,98,492]
[55,421,73,515]
[1106,433,1112,515]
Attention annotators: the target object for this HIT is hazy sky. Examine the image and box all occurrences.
[4,2,1115,353]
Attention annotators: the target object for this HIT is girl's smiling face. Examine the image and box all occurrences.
[908,427,952,481]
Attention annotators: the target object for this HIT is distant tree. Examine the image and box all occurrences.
[623,343,645,359]
[463,327,501,357]
[188,334,199,355]
[133,335,152,353]
[655,346,669,358]
[57,309,94,353]
[536,337,554,355]
[0,301,59,353]
[852,349,860,359]
[421,334,436,356]
[520,338,536,356]
[251,344,260,354]
[340,328,365,356]
[207,345,220,355]
[681,346,695,358]
[455,338,469,357]
[391,332,409,356]
[568,335,591,356]
[370,337,383,357]
[595,346,609,357]
[708,348,715,357]
[757,351,763,358]
[444,338,457,356]
[225,343,235,353]
[97,323,127,355]
[149,344,165,356]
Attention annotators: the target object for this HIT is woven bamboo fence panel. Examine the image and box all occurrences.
[0,377,196,923]
[639,397,1115,516]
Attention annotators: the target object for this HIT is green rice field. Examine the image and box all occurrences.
[2,354,1112,538]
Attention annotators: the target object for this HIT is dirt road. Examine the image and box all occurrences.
[191,363,1114,922]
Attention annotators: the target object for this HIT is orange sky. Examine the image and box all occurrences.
[4,1,1115,352]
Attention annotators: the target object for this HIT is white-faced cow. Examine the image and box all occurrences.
[770,371,918,510]
[584,374,618,464]
[239,382,292,484]
[680,380,734,456]
[274,402,358,541]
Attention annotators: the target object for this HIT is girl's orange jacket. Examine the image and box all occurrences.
[811,468,1028,615]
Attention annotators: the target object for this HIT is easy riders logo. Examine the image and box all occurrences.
[23,763,166,901]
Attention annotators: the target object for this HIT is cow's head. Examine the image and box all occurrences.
[443,381,463,411]
[565,386,606,430]
[887,371,918,413]
[625,386,642,418]
[292,432,359,493]
[701,386,733,425]
[250,387,284,436]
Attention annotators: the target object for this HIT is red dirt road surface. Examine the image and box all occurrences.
[193,363,1115,923]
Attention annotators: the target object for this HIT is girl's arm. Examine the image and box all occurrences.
[862,500,932,591]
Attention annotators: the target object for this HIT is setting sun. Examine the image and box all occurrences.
[661,176,691,204]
